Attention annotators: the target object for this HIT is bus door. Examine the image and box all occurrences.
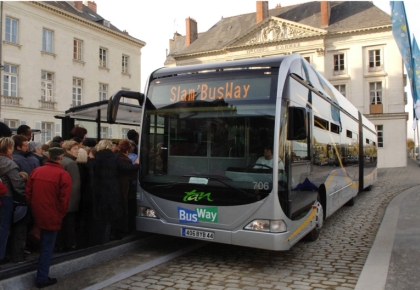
[283,72,317,220]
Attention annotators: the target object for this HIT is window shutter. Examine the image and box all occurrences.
[55,123,61,137]
[109,127,113,139]
[34,122,41,142]
[20,120,26,125]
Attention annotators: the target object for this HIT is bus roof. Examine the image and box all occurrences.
[152,55,291,79]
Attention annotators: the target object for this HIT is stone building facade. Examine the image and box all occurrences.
[165,1,407,168]
[1,1,145,142]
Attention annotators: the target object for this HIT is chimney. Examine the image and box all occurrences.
[84,1,97,13]
[256,1,269,24]
[122,30,129,35]
[74,1,83,12]
[275,3,281,8]
[169,32,181,52]
[186,17,198,46]
[320,1,330,27]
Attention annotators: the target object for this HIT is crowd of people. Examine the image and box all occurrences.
[0,122,140,288]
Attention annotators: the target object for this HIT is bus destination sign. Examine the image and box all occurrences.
[150,77,272,105]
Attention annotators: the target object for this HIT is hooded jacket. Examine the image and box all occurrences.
[0,155,26,199]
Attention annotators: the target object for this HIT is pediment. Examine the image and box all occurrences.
[228,17,327,48]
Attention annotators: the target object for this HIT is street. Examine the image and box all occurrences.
[29,159,420,290]
[109,166,418,290]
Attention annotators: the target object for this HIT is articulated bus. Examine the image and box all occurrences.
[107,55,377,251]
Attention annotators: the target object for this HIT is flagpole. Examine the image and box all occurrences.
[414,127,417,159]
[413,126,417,160]
[417,119,420,163]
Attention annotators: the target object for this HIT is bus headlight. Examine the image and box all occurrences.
[138,206,159,218]
[244,219,286,233]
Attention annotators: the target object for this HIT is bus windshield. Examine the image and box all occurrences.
[139,69,282,206]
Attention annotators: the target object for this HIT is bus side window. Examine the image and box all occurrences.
[287,107,307,140]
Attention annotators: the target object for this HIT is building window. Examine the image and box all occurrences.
[72,78,83,106]
[42,29,53,53]
[369,49,382,70]
[334,84,346,97]
[103,20,110,28]
[41,71,54,102]
[122,128,130,139]
[122,55,129,73]
[100,126,108,138]
[3,64,18,97]
[370,82,382,104]
[333,53,345,71]
[4,119,19,128]
[99,83,108,101]
[42,122,54,144]
[5,17,18,43]
[73,39,82,61]
[376,125,383,148]
[99,47,107,68]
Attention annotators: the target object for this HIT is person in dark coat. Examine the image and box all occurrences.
[57,141,80,252]
[87,140,139,246]
[17,125,33,142]
[26,147,72,288]
[112,140,138,239]
[0,122,12,139]
[11,135,33,175]
[75,147,90,248]
[69,126,87,142]
[126,129,139,155]
[27,142,47,166]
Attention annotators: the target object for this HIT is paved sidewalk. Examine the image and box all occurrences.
[356,157,420,290]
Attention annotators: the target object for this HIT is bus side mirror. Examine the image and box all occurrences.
[287,107,307,140]
[107,90,144,124]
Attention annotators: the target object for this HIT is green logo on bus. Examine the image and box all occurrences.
[184,189,213,202]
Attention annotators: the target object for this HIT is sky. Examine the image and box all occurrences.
[97,0,420,139]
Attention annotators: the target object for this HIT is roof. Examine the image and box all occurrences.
[37,1,145,46]
[167,1,391,60]
[55,100,142,126]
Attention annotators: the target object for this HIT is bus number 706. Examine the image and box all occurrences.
[253,182,270,190]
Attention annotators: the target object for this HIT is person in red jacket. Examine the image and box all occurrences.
[26,147,72,289]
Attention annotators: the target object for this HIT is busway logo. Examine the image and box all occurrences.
[178,206,218,223]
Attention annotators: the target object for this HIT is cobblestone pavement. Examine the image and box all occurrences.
[104,159,420,290]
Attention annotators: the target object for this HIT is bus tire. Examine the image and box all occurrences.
[305,196,323,241]
[345,196,355,206]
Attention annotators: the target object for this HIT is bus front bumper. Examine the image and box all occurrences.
[135,216,310,251]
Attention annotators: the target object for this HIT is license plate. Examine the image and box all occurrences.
[181,228,214,240]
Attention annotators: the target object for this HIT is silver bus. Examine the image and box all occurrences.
[108,54,377,251]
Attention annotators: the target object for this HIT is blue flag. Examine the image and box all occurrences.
[391,1,413,82]
[413,37,420,118]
